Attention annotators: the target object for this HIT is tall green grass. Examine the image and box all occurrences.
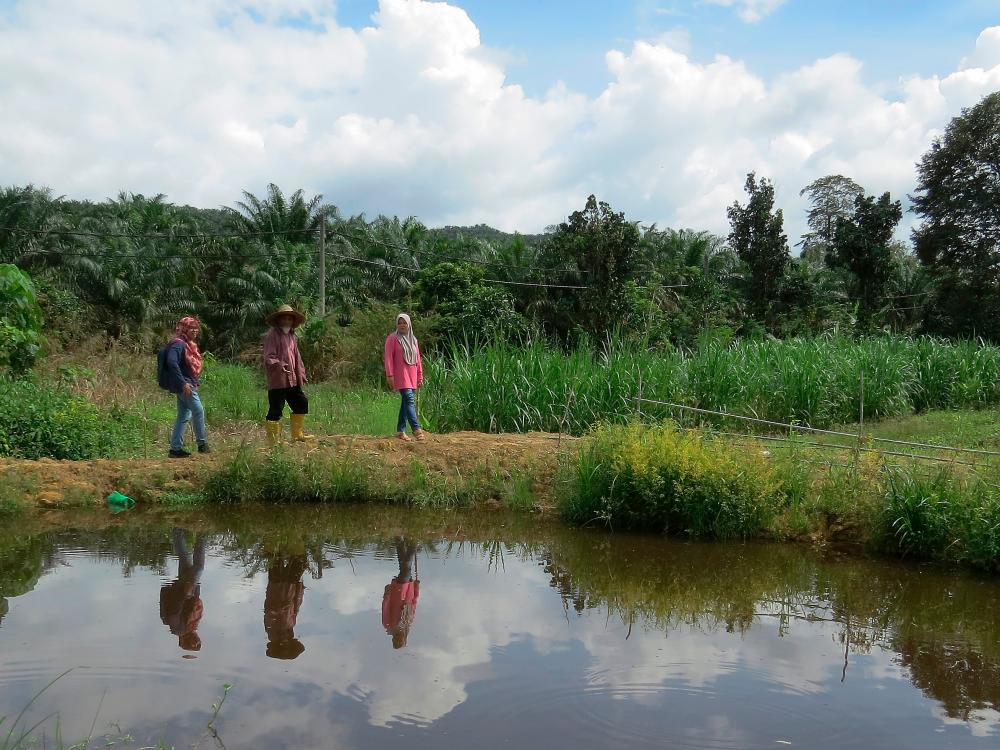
[561,421,1000,571]
[425,336,1000,434]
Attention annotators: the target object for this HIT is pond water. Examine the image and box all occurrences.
[1,505,998,749]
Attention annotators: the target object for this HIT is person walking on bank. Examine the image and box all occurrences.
[384,313,426,441]
[263,304,313,446]
[161,316,210,458]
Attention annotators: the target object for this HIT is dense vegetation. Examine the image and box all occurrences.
[562,422,1000,571]
[0,92,996,368]
[426,336,1000,434]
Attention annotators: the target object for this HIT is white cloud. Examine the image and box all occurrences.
[702,0,788,23]
[0,2,998,245]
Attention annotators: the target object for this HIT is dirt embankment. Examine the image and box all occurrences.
[0,432,576,510]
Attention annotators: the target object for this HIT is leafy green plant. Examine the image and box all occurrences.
[0,379,103,459]
[0,265,44,373]
[562,422,784,539]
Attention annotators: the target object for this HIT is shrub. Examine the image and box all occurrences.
[879,470,1000,571]
[562,422,785,539]
[0,378,103,459]
[0,264,44,373]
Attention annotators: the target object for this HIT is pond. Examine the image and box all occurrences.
[1,505,998,749]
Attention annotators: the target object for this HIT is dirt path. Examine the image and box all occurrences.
[0,432,577,508]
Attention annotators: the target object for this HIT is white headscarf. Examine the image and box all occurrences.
[395,313,418,366]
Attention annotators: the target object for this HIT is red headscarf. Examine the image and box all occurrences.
[172,316,203,379]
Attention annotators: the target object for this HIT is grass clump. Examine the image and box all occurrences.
[203,445,375,505]
[427,335,1000,435]
[0,379,103,460]
[561,420,1000,571]
[562,422,784,539]
[879,470,1000,571]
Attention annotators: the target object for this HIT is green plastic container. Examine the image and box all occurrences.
[107,491,136,513]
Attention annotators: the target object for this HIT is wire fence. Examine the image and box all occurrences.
[633,396,999,474]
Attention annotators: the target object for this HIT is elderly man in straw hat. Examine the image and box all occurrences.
[262,304,314,445]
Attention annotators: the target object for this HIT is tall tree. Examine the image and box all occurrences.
[727,173,789,322]
[223,183,334,243]
[912,92,1000,339]
[827,192,903,327]
[799,175,864,264]
[542,195,642,343]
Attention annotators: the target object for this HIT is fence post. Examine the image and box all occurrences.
[857,370,865,458]
[636,371,643,422]
[318,221,326,319]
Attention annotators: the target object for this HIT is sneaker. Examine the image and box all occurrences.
[169,449,191,458]
[198,443,211,454]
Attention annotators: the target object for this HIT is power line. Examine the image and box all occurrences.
[885,291,930,300]
[326,247,591,290]
[1,225,318,240]
[413,247,589,276]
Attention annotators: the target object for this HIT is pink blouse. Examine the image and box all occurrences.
[384,334,423,391]
[263,328,307,389]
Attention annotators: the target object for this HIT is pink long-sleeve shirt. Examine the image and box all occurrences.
[384,334,423,391]
[263,328,307,389]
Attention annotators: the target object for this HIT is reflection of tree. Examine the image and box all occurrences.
[0,534,57,625]
[541,534,1000,719]
[897,639,1000,721]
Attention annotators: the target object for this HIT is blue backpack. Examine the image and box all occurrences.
[156,343,172,390]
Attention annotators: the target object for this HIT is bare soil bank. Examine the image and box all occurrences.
[0,431,573,510]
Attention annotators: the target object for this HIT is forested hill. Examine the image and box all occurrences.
[427,224,549,245]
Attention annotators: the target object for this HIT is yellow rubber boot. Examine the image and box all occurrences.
[290,414,314,442]
[265,420,282,448]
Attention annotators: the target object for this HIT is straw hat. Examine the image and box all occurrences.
[266,304,306,328]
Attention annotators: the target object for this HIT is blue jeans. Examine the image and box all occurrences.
[396,388,421,433]
[171,390,207,450]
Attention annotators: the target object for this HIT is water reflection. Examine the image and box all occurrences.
[0,507,998,749]
[382,537,420,650]
[158,528,206,652]
[263,552,307,660]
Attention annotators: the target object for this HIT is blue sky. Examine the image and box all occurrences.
[1,0,998,236]
[332,0,1000,96]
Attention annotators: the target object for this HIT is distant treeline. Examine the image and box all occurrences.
[0,91,997,362]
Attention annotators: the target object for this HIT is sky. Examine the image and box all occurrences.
[1,0,999,242]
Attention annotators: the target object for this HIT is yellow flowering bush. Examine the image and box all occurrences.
[563,422,785,538]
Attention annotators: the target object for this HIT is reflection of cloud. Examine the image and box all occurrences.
[933,706,1000,738]
[2,536,999,749]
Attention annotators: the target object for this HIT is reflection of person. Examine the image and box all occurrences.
[383,313,426,442]
[382,538,420,650]
[264,555,307,660]
[159,528,206,652]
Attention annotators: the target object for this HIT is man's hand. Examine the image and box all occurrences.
[183,383,193,397]
[386,375,395,390]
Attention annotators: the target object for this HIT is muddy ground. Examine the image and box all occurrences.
[0,431,576,510]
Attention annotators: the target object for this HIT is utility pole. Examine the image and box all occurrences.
[318,220,326,318]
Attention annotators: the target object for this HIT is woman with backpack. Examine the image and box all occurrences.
[262,304,313,446]
[160,316,210,458]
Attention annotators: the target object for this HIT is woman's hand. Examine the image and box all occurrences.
[386,375,395,390]
[183,383,193,397]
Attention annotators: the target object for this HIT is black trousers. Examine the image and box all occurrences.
[266,386,308,421]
